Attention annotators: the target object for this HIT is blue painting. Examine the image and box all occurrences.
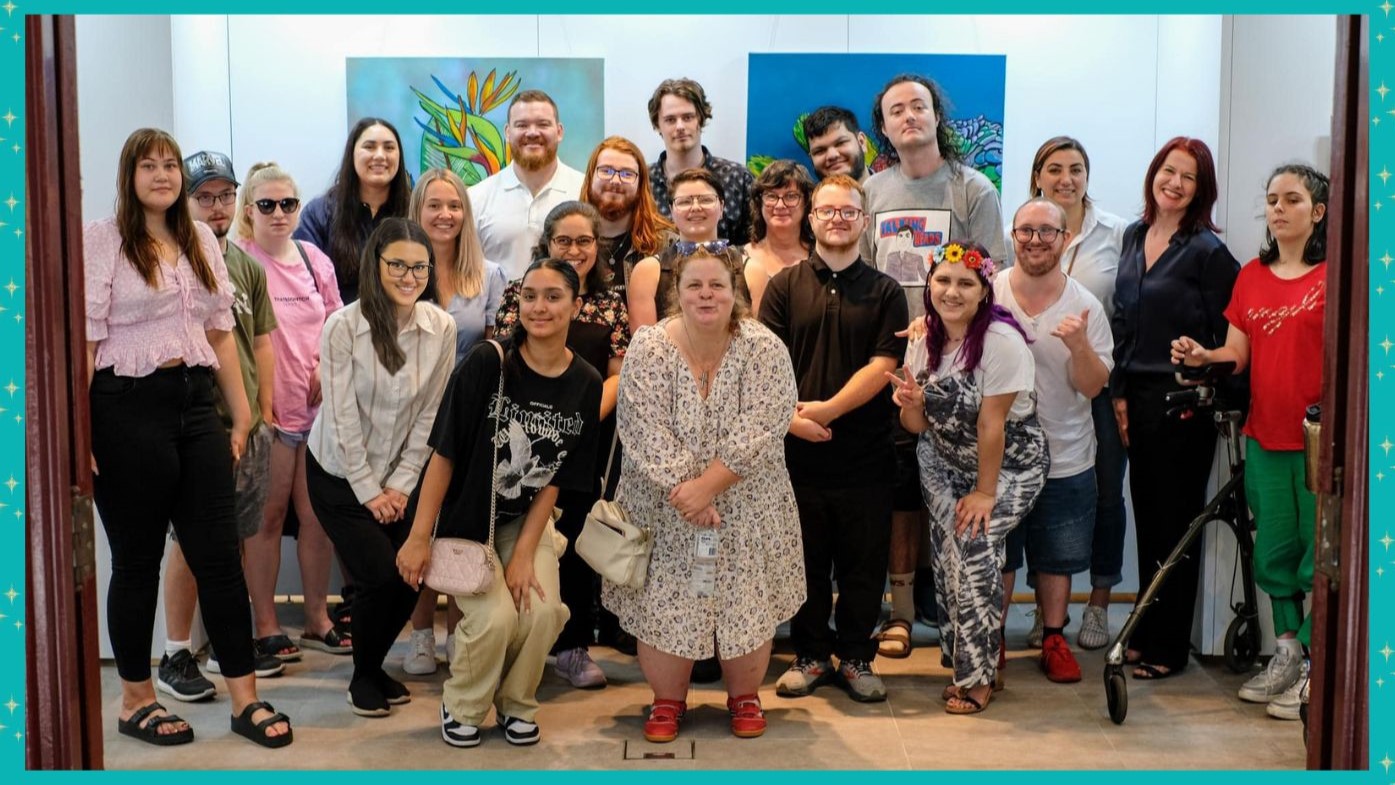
[346,57,604,186]
[745,53,1006,191]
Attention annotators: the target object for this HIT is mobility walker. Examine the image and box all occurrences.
[1102,361,1262,724]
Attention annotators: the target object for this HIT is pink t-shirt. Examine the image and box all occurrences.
[84,217,235,377]
[239,239,343,432]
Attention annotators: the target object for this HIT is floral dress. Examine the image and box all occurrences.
[602,319,806,660]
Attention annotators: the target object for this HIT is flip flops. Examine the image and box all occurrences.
[875,619,913,659]
[1132,662,1182,680]
[117,701,194,746]
[300,627,352,655]
[231,701,293,748]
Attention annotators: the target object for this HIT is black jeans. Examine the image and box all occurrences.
[552,425,623,653]
[90,365,255,681]
[789,483,894,663]
[305,449,420,687]
[1124,372,1217,671]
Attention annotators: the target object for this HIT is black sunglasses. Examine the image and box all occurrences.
[254,197,301,215]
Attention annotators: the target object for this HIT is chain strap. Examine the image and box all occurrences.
[427,339,507,557]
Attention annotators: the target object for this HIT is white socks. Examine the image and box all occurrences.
[165,639,192,657]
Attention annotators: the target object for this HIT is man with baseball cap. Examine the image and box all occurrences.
[156,151,285,702]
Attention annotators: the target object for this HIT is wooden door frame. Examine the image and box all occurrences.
[24,14,104,770]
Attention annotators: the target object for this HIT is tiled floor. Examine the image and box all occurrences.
[101,603,1307,769]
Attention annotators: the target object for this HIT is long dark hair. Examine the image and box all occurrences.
[508,258,582,377]
[326,118,412,296]
[748,159,815,247]
[531,201,608,294]
[1257,163,1329,266]
[358,218,433,374]
[871,74,963,169]
[116,128,216,291]
[921,242,1028,375]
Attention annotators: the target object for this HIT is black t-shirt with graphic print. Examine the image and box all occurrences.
[427,336,602,542]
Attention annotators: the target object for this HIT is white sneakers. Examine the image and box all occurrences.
[1077,605,1111,650]
[403,629,439,675]
[1238,642,1301,703]
[1265,658,1309,721]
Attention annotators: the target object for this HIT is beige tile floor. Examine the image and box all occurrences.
[101,604,1307,770]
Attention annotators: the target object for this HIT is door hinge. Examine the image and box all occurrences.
[1314,467,1342,585]
[71,486,95,584]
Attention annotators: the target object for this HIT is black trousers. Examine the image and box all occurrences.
[1124,372,1217,671]
[90,365,255,681]
[306,449,420,686]
[552,426,623,652]
[789,483,893,663]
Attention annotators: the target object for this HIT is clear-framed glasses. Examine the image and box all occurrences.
[675,239,731,256]
[761,191,804,208]
[811,206,864,222]
[194,191,238,208]
[595,165,640,184]
[673,194,720,211]
[254,197,301,215]
[550,235,597,251]
[1011,226,1063,244]
[381,257,433,280]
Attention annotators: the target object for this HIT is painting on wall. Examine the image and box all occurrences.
[745,53,1006,191]
[346,57,604,186]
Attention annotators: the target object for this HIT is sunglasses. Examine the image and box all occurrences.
[254,197,301,215]
[675,239,731,256]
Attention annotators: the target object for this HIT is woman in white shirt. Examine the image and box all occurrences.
[305,218,456,717]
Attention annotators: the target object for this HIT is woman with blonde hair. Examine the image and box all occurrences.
[400,168,508,675]
[234,162,347,662]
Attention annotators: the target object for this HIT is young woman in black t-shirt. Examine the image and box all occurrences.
[398,259,602,748]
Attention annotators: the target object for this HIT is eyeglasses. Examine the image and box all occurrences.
[381,257,433,280]
[550,235,597,251]
[1011,226,1063,244]
[811,206,864,222]
[673,194,720,211]
[595,165,640,184]
[675,239,730,256]
[254,197,301,215]
[761,192,804,208]
[193,191,238,208]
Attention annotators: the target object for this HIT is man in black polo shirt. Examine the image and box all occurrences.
[759,174,908,703]
[647,77,754,243]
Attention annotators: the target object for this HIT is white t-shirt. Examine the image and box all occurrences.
[468,161,585,281]
[905,320,1036,421]
[992,270,1114,477]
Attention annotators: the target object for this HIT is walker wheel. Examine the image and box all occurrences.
[1224,615,1259,673]
[1105,664,1128,724]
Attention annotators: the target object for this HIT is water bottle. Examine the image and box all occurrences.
[690,529,719,597]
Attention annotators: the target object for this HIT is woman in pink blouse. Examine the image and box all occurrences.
[84,128,292,748]
[233,162,347,662]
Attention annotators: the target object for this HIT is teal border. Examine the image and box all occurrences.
[8,3,1380,778]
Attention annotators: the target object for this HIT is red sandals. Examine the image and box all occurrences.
[643,698,686,743]
[726,693,766,738]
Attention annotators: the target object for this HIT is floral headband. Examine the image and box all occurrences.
[930,242,996,280]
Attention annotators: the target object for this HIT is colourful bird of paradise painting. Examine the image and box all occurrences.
[413,71,519,185]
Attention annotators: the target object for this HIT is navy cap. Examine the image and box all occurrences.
[183,151,239,192]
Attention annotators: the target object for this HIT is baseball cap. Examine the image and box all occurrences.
[183,151,239,192]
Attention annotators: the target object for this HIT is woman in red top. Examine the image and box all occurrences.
[1171,163,1327,720]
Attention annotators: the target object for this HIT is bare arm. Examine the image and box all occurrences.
[1172,324,1251,374]
[207,328,252,462]
[253,333,275,427]
[396,451,454,587]
[799,356,899,427]
[505,485,560,613]
[626,257,660,331]
[600,356,622,421]
[744,259,769,321]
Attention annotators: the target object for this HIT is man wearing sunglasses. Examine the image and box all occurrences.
[156,151,284,705]
[760,175,907,704]
[580,136,675,296]
[646,78,754,244]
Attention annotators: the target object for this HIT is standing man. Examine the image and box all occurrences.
[861,74,1009,652]
[994,198,1113,684]
[156,151,283,702]
[760,175,908,703]
[470,89,584,280]
[802,106,870,185]
[580,135,675,295]
[647,78,754,243]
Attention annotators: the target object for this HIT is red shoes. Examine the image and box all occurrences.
[726,694,766,739]
[1041,633,1082,683]
[643,699,686,743]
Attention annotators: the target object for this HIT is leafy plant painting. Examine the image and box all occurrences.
[412,70,520,186]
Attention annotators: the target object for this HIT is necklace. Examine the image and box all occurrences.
[680,316,729,397]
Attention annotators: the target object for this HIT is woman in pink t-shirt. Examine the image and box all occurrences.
[234,162,346,663]
[84,128,291,747]
[1171,164,1328,720]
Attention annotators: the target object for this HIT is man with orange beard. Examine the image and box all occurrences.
[580,136,675,295]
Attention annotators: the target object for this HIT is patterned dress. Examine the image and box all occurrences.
[602,319,806,660]
[910,324,1049,689]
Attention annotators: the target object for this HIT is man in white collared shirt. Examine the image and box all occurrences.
[469,89,585,280]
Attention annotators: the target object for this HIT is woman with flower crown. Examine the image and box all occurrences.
[887,241,1048,716]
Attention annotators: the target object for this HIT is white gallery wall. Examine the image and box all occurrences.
[72,14,1337,658]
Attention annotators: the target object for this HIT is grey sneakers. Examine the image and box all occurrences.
[554,647,607,689]
[1077,605,1111,650]
[837,659,887,702]
[775,656,835,697]
[1239,643,1302,703]
[403,629,438,675]
[1266,658,1309,721]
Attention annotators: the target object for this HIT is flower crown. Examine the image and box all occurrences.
[930,242,996,279]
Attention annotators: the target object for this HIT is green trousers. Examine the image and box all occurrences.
[1244,438,1316,646]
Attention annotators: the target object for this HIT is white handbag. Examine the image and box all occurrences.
[576,430,652,589]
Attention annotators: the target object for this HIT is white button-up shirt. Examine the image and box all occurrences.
[307,301,456,503]
[468,161,585,281]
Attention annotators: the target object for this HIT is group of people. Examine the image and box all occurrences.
[84,71,1327,751]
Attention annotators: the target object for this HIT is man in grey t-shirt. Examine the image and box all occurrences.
[860,74,1007,661]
